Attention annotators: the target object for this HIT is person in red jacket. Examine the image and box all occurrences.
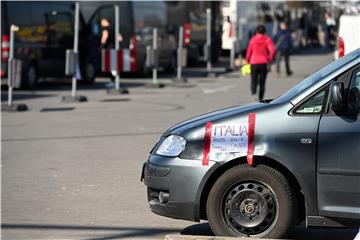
[246,25,276,101]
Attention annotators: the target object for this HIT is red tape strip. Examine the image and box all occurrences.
[202,122,213,166]
[247,113,256,165]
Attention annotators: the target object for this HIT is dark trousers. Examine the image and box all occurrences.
[276,50,291,75]
[250,64,267,101]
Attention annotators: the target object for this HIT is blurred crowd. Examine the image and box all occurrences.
[291,11,337,49]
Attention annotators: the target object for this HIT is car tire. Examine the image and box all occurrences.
[23,63,38,89]
[207,164,296,239]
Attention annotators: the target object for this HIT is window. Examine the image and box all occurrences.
[133,2,167,28]
[347,69,360,114]
[294,89,328,114]
[272,48,360,104]
[45,13,73,47]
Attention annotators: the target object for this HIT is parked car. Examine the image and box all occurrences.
[142,48,360,238]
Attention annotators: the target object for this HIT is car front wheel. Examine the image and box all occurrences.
[207,164,296,239]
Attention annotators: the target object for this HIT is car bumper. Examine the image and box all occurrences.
[142,154,215,222]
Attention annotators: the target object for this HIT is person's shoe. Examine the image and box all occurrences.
[286,71,293,76]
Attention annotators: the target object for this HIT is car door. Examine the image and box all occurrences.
[317,64,360,219]
[44,11,74,77]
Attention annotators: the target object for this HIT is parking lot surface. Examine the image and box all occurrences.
[2,53,358,239]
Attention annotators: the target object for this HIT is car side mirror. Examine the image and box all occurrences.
[330,82,344,112]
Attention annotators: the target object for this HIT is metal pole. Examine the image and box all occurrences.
[230,22,235,69]
[152,28,158,85]
[177,26,183,80]
[206,8,212,73]
[8,25,17,106]
[238,18,243,65]
[331,0,336,25]
[71,2,79,98]
[230,2,238,70]
[114,4,120,90]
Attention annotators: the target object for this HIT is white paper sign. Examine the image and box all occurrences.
[211,123,248,154]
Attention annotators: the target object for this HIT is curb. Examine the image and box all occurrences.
[164,235,290,240]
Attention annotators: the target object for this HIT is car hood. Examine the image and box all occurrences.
[165,102,268,135]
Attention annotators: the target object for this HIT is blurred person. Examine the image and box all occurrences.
[100,18,115,87]
[222,16,233,51]
[274,22,293,76]
[246,25,275,101]
[100,18,114,49]
[299,10,308,48]
[100,17,123,48]
[318,23,326,48]
[100,18,123,87]
[324,12,336,47]
[318,12,335,49]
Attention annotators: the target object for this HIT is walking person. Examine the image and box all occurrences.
[100,18,114,49]
[100,17,125,88]
[274,22,293,76]
[99,18,115,87]
[246,25,275,101]
[324,12,336,47]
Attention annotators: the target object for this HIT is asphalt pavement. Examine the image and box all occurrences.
[2,52,358,240]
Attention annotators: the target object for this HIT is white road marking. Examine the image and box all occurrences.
[202,84,237,94]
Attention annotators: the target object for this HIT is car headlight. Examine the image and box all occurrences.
[156,135,186,157]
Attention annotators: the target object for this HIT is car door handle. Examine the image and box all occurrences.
[300,138,312,144]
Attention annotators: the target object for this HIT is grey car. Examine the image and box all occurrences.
[141,48,360,238]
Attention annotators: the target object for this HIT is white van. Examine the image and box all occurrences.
[335,14,360,59]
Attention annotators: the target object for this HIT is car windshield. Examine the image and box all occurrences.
[272,48,360,104]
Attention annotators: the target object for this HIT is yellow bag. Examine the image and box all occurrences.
[241,64,251,76]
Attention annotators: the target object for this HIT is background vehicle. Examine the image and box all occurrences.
[81,1,136,79]
[1,1,224,86]
[82,1,177,77]
[132,1,177,75]
[142,48,360,238]
[166,1,222,64]
[335,14,360,59]
[79,1,223,77]
[1,1,85,88]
